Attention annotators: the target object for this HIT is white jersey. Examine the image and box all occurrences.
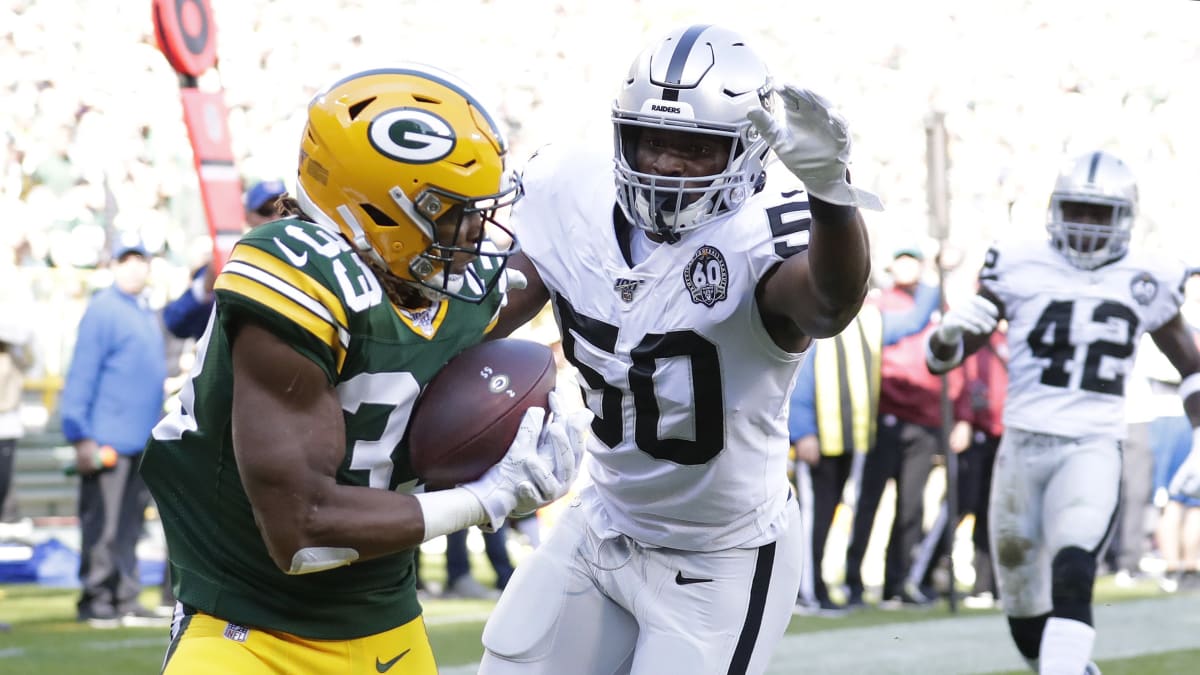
[980,239,1186,439]
[515,145,810,551]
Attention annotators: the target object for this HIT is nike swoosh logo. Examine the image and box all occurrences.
[675,571,713,585]
[274,237,308,267]
[376,649,411,672]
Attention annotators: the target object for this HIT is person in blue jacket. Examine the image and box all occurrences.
[60,235,167,627]
[163,179,286,339]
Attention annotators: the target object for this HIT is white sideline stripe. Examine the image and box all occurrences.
[86,638,167,651]
[0,638,166,660]
[437,595,1200,675]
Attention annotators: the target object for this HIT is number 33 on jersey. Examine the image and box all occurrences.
[980,239,1187,439]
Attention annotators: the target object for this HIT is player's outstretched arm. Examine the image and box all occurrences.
[488,251,551,340]
[926,293,1001,374]
[749,86,877,345]
[1152,313,1200,499]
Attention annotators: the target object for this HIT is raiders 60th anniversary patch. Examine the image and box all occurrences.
[684,245,728,307]
[1130,272,1158,306]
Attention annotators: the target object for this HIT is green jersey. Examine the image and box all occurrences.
[141,218,504,639]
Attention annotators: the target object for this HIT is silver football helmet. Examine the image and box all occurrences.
[1046,150,1137,270]
[612,25,773,242]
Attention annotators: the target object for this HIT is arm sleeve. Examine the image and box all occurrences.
[163,285,213,339]
[788,354,818,442]
[881,282,939,346]
[215,236,348,382]
[952,353,977,423]
[60,301,106,442]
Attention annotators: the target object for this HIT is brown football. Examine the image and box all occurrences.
[408,338,556,489]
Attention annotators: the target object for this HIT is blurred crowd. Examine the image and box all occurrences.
[4,1,1200,280]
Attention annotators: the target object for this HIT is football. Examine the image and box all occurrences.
[408,338,557,489]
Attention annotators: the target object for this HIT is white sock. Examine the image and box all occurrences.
[1039,617,1095,675]
[1024,657,1039,674]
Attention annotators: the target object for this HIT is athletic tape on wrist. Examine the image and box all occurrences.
[415,488,488,542]
[1179,372,1200,403]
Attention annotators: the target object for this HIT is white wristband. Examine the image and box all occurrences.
[414,488,487,542]
[1180,372,1200,403]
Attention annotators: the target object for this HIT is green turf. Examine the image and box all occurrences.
[0,585,496,673]
[990,650,1200,675]
[784,574,1170,634]
[0,574,1193,673]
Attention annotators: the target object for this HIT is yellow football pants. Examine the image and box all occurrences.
[162,610,437,674]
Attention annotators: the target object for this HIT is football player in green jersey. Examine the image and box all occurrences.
[141,66,591,674]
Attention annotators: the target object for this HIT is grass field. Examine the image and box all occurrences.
[1,573,1197,674]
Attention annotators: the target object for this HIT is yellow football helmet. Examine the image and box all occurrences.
[296,65,521,303]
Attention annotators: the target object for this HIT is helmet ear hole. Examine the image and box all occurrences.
[360,203,397,227]
[347,98,375,120]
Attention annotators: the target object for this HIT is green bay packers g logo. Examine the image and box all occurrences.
[368,108,455,164]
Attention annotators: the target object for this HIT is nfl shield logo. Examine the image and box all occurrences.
[223,623,250,643]
[613,278,643,302]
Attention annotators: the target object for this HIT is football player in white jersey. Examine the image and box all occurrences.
[482,24,880,675]
[927,150,1200,675]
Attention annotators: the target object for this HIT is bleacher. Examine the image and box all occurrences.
[7,383,77,521]
[10,417,76,516]
[11,436,77,520]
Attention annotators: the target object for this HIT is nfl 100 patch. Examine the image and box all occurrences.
[613,277,644,302]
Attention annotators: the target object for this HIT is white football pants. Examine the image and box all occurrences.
[479,491,803,675]
[990,429,1120,618]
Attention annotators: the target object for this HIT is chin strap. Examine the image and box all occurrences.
[653,197,681,244]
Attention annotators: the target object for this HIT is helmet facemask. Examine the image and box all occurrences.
[1045,150,1137,271]
[1047,196,1132,271]
[614,120,764,243]
[390,179,522,302]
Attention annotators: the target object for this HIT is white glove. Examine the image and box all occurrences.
[501,266,527,292]
[1168,434,1200,499]
[512,389,593,516]
[746,85,882,211]
[460,406,547,531]
[936,295,1000,344]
